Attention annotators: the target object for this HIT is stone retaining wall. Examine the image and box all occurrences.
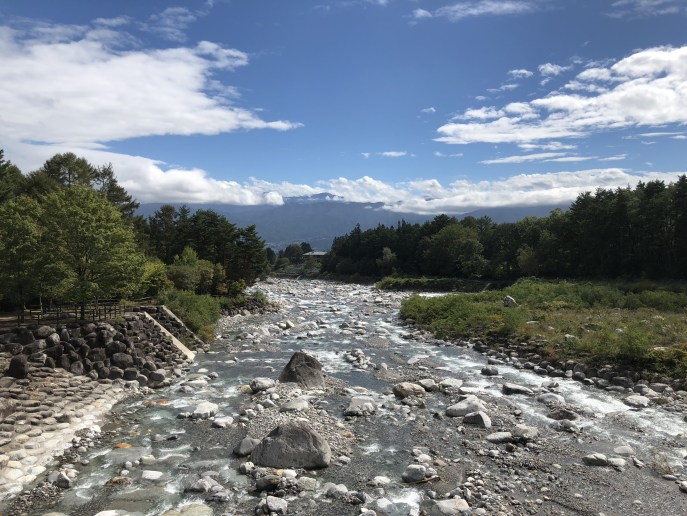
[134,305,208,352]
[0,309,198,501]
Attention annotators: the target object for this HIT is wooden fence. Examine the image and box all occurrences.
[1,297,153,329]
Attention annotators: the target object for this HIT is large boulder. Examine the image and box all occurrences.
[250,422,331,469]
[111,352,134,370]
[34,325,56,339]
[278,352,325,389]
[7,355,29,378]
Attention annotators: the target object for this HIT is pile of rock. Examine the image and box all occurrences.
[135,306,207,351]
[0,314,191,388]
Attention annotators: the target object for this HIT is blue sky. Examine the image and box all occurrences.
[1,0,686,213]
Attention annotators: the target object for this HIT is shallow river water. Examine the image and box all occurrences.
[14,278,687,515]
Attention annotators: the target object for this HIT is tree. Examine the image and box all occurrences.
[167,247,202,292]
[41,186,144,318]
[265,247,277,267]
[149,205,179,264]
[283,243,304,264]
[421,224,486,278]
[94,163,140,218]
[300,242,313,253]
[0,150,25,204]
[376,246,397,276]
[138,259,173,297]
[24,153,139,218]
[226,225,267,286]
[0,196,46,316]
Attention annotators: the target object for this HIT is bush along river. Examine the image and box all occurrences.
[4,278,687,516]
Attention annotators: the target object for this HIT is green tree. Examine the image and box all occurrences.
[226,225,267,285]
[167,246,202,292]
[283,243,304,264]
[149,205,178,264]
[0,150,25,203]
[265,247,277,267]
[42,186,144,317]
[138,259,173,297]
[0,196,46,316]
[376,246,397,276]
[422,224,486,278]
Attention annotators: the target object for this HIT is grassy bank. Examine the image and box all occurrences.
[375,276,509,292]
[400,278,687,377]
[158,289,221,342]
[158,288,272,342]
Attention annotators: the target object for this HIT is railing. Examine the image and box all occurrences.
[0,297,154,329]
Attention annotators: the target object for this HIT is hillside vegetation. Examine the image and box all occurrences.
[0,149,271,330]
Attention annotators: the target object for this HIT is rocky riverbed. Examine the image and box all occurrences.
[3,278,687,515]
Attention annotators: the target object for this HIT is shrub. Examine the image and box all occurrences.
[158,289,221,336]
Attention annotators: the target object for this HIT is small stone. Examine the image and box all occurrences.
[392,382,426,399]
[402,464,426,483]
[463,411,491,428]
[265,496,288,514]
[486,432,513,444]
[582,453,608,466]
[250,377,276,393]
[191,401,218,419]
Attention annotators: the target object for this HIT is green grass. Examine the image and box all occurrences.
[400,278,687,377]
[158,289,221,342]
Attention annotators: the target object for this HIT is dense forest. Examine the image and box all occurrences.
[0,150,268,317]
[322,176,687,281]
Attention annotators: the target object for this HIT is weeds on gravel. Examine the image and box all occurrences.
[400,278,687,376]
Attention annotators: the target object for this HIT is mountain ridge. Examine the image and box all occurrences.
[137,197,567,250]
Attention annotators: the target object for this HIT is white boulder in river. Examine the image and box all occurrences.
[191,402,218,419]
[446,395,487,417]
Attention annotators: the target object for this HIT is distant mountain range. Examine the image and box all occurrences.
[137,196,567,251]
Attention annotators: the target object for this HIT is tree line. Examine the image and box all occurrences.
[322,176,687,281]
[0,150,268,315]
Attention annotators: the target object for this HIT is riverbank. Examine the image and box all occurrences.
[4,278,687,515]
[400,278,687,385]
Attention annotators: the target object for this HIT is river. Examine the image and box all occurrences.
[11,278,687,515]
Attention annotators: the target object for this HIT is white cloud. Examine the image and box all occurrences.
[379,151,408,157]
[481,152,568,164]
[599,154,628,161]
[5,138,682,213]
[508,68,533,78]
[434,151,463,157]
[639,131,685,137]
[361,152,371,159]
[414,1,536,22]
[436,44,687,145]
[519,141,577,151]
[459,106,505,120]
[146,7,199,42]
[0,21,300,147]
[547,156,595,163]
[487,83,519,93]
[413,8,434,19]
[538,62,570,76]
[609,0,686,17]
[421,106,437,113]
